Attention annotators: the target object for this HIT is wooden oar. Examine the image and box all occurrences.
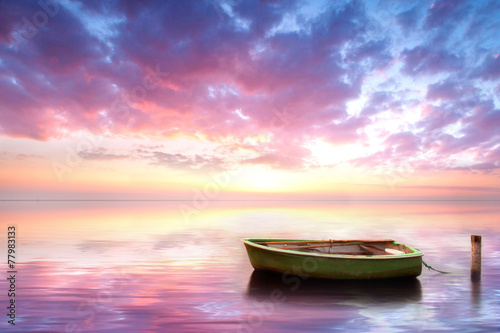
[257,240,334,245]
[257,239,394,246]
[359,244,390,255]
[269,240,395,251]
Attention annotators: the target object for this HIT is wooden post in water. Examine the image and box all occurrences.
[471,235,481,282]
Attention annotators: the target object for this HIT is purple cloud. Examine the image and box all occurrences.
[424,0,469,30]
[471,55,500,81]
[0,0,498,173]
[401,46,463,76]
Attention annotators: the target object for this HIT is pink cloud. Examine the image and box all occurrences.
[0,0,499,174]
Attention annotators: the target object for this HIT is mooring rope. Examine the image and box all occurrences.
[422,260,452,274]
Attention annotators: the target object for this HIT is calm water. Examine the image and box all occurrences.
[1,201,499,332]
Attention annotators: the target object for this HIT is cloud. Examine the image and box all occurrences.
[0,151,46,162]
[416,103,462,133]
[426,79,464,101]
[0,0,370,142]
[345,38,393,72]
[471,55,500,81]
[465,0,500,40]
[0,0,499,174]
[145,151,226,172]
[401,46,463,76]
[240,142,314,169]
[395,6,421,32]
[78,147,129,160]
[385,132,421,155]
[424,0,469,30]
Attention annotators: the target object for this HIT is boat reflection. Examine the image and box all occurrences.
[246,270,422,304]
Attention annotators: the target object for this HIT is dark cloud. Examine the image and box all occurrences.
[424,0,469,30]
[401,46,463,76]
[0,0,498,172]
[346,38,393,72]
[319,115,371,144]
[360,91,400,117]
[416,104,462,133]
[471,55,500,81]
[396,6,421,32]
[426,79,466,100]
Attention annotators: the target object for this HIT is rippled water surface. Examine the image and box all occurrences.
[1,201,499,332]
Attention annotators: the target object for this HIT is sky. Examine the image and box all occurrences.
[0,0,499,200]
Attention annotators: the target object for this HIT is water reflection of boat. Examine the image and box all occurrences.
[246,270,422,304]
[242,238,423,280]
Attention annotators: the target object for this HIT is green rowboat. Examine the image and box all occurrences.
[242,238,423,280]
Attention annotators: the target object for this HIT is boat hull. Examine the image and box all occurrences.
[243,238,423,280]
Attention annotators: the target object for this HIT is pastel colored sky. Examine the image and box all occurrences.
[0,0,499,199]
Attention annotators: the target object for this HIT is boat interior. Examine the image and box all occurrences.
[254,240,414,255]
